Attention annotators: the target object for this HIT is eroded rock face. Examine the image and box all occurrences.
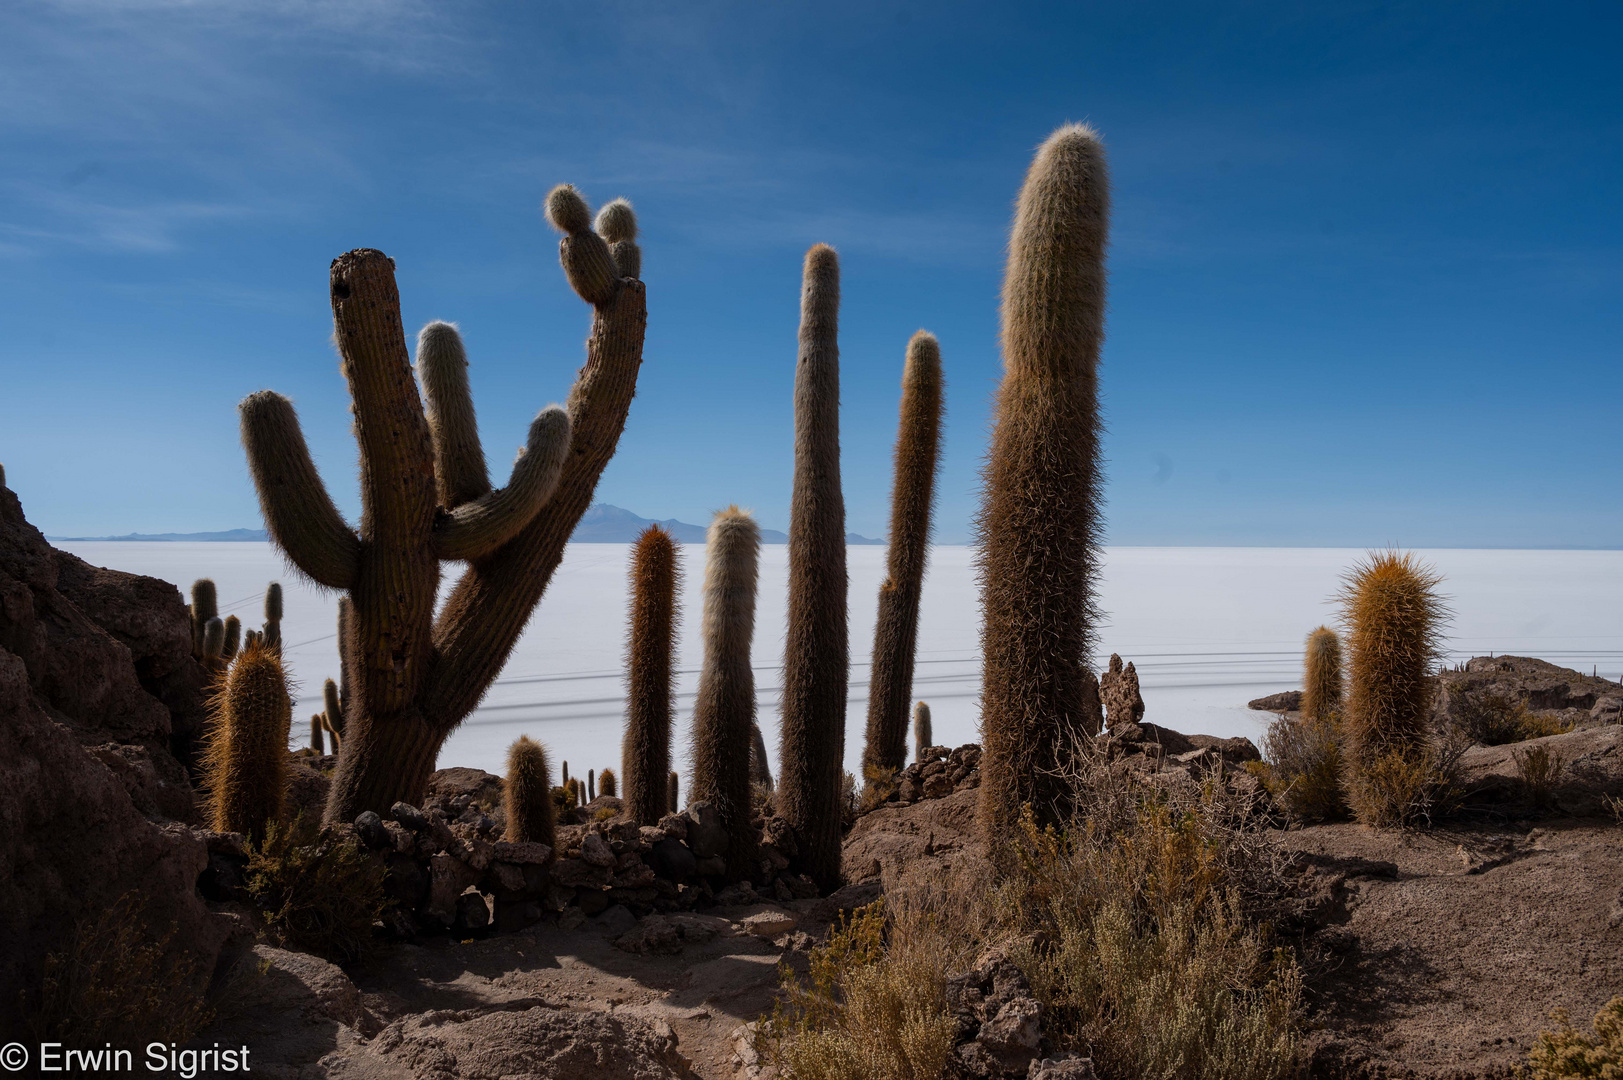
[0,648,228,1040]
[0,486,228,1037]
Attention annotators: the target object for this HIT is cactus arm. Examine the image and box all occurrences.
[546,185,619,306]
[425,277,647,727]
[240,391,361,589]
[416,321,493,509]
[432,406,572,562]
[329,249,440,712]
[596,198,641,281]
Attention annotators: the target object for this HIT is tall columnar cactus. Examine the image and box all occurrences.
[912,701,932,763]
[200,616,227,675]
[320,678,344,753]
[308,715,324,754]
[587,769,596,803]
[599,768,618,797]
[976,125,1110,841]
[668,770,679,814]
[749,722,774,791]
[862,330,945,785]
[1337,552,1448,783]
[504,735,555,848]
[690,506,762,880]
[1301,626,1345,723]
[777,244,849,889]
[222,616,242,663]
[239,186,648,822]
[623,525,681,824]
[203,640,293,842]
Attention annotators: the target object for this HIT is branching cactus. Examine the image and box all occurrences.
[623,525,681,824]
[912,701,932,763]
[504,735,555,848]
[777,244,849,890]
[691,506,762,880]
[1302,626,1345,722]
[239,187,648,822]
[862,330,944,785]
[204,640,292,842]
[977,125,1111,841]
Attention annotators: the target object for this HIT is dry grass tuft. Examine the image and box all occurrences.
[759,900,957,1080]
[246,814,386,964]
[1513,744,1566,806]
[1527,995,1623,1077]
[22,892,213,1046]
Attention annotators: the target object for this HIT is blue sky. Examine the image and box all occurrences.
[1,0,1618,546]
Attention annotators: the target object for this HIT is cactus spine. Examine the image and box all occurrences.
[690,506,762,880]
[599,768,617,798]
[913,701,932,762]
[203,640,292,842]
[1338,552,1448,801]
[623,525,681,824]
[777,244,849,889]
[239,186,647,823]
[749,722,774,791]
[1302,626,1345,722]
[976,125,1110,841]
[862,330,944,785]
[504,735,555,848]
[668,770,679,813]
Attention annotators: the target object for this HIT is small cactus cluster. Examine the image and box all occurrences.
[504,735,555,848]
[190,579,284,678]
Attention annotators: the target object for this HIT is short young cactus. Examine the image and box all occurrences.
[504,735,555,848]
[912,701,932,763]
[691,506,762,879]
[1302,626,1345,722]
[203,640,293,842]
[623,525,681,824]
[239,186,648,823]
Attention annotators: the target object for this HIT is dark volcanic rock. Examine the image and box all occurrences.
[1248,690,1303,712]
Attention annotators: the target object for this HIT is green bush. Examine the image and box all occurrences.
[245,815,386,965]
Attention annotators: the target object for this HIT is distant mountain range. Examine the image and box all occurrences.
[50,506,886,546]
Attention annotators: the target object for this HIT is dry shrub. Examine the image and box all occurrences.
[1258,713,1348,821]
[1527,995,1623,1077]
[1344,727,1469,828]
[1449,685,1573,745]
[840,771,862,829]
[22,892,213,1045]
[999,799,1301,1080]
[760,899,957,1080]
[246,814,386,964]
[1514,744,1566,806]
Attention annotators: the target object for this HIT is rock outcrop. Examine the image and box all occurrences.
[0,483,228,1038]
